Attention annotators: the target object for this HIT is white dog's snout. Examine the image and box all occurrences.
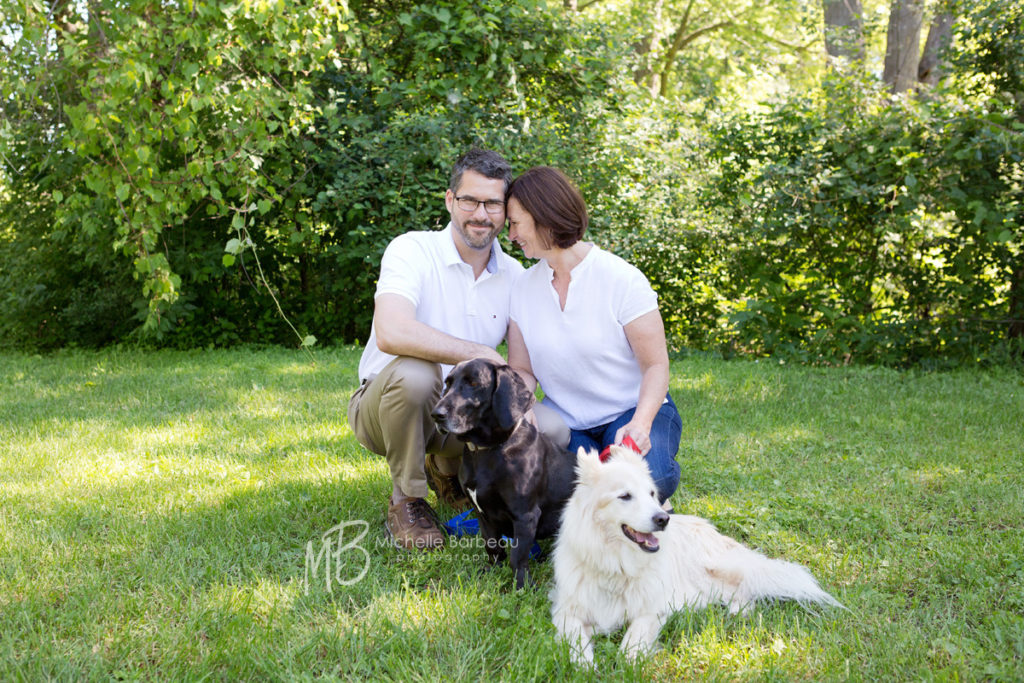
[654,511,669,530]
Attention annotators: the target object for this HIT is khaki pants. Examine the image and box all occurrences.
[348,356,570,499]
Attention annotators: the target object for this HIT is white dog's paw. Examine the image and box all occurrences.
[620,614,666,661]
[727,599,755,617]
[570,650,596,668]
[564,638,595,668]
[556,619,595,667]
[622,639,663,662]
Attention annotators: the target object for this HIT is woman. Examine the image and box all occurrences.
[505,166,682,503]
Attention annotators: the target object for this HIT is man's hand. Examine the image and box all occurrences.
[478,346,507,366]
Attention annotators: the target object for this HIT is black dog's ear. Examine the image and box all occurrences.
[492,364,533,432]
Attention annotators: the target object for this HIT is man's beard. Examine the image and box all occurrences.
[454,216,501,251]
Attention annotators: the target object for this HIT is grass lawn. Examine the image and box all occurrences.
[1,346,1022,681]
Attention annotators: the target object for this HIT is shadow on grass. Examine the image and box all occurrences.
[5,350,1023,678]
[5,455,598,678]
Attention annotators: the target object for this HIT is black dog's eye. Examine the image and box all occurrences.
[618,493,632,501]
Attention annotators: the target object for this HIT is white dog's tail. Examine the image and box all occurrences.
[719,553,845,614]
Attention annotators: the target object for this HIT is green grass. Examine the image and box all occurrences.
[1,347,1022,681]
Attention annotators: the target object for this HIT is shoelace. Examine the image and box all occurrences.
[405,499,436,528]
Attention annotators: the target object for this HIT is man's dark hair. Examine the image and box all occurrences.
[449,148,513,194]
[506,166,587,249]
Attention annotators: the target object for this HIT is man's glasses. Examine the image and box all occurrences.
[455,195,505,215]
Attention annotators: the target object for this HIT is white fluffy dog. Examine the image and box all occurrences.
[550,446,843,664]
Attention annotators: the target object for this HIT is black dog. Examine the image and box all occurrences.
[431,358,576,589]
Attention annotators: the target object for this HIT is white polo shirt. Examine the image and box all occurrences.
[510,246,658,429]
[358,223,524,381]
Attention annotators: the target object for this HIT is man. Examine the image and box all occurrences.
[348,148,568,551]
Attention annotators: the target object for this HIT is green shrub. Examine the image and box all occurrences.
[700,75,1022,366]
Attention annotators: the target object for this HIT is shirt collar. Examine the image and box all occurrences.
[539,243,598,277]
[443,222,504,274]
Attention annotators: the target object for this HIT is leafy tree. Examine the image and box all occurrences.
[2,0,1020,368]
[0,0,626,348]
[1,0,342,346]
[287,0,624,342]
[947,0,1024,339]
[704,74,1022,365]
[949,0,1024,119]
[573,0,822,101]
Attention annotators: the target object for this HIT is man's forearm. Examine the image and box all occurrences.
[376,319,504,366]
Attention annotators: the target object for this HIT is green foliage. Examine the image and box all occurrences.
[2,0,1022,368]
[2,0,343,347]
[702,75,1023,366]
[294,0,619,342]
[950,0,1024,120]
[579,0,824,104]
[0,0,622,349]
[0,217,138,349]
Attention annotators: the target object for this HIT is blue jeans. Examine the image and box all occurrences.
[567,394,682,503]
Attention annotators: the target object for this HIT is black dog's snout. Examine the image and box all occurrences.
[653,511,670,530]
[430,403,448,426]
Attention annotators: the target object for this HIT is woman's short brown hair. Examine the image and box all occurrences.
[506,166,587,249]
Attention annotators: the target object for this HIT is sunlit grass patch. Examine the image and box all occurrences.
[1,348,1022,680]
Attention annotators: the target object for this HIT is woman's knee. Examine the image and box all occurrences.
[651,459,681,503]
[534,403,570,449]
[646,407,682,502]
[568,430,600,456]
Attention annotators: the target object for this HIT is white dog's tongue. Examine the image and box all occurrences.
[638,531,659,550]
[624,525,660,551]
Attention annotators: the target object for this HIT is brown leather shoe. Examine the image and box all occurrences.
[385,497,445,551]
[424,453,471,510]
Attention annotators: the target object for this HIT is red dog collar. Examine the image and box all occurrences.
[599,435,641,462]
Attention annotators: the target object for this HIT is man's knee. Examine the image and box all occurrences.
[382,356,443,405]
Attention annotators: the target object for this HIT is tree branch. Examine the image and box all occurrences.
[658,20,734,96]
[733,23,817,53]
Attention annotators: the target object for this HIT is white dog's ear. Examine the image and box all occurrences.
[574,446,603,484]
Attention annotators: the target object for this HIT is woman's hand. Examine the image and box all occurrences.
[615,421,652,456]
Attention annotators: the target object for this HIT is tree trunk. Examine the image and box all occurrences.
[918,12,954,86]
[883,0,924,93]
[632,0,667,94]
[823,0,865,62]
